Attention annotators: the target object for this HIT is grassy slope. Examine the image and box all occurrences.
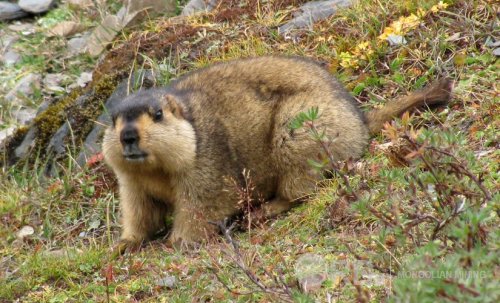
[1,0,499,302]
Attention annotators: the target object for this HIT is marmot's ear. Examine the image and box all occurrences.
[163,95,184,119]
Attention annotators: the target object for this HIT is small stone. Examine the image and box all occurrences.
[299,273,327,293]
[43,73,65,88]
[5,73,42,105]
[88,219,100,230]
[386,34,407,46]
[0,126,16,145]
[66,0,94,9]
[156,275,176,289]
[2,50,21,66]
[363,273,389,287]
[13,107,37,125]
[493,48,500,57]
[474,150,494,158]
[14,128,36,159]
[279,0,352,35]
[484,37,500,48]
[0,2,28,22]
[18,0,56,14]
[87,14,123,56]
[116,7,128,21]
[295,253,328,292]
[445,32,460,42]
[122,0,176,25]
[47,21,86,37]
[67,36,88,55]
[77,72,93,87]
[16,225,35,240]
[43,248,82,258]
[181,0,219,16]
[0,34,19,50]
[7,23,35,33]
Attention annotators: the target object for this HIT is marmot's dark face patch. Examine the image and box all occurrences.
[111,96,163,126]
[115,116,148,162]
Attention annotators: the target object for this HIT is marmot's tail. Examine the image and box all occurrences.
[364,78,453,135]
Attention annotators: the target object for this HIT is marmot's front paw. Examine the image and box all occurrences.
[167,224,217,250]
[111,238,142,258]
[167,233,202,250]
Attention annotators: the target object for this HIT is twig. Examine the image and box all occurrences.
[346,244,397,276]
[444,278,481,297]
[210,219,294,302]
[429,147,492,203]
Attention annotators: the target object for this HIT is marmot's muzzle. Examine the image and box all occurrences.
[120,126,147,161]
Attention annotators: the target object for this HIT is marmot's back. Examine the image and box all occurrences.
[173,56,370,171]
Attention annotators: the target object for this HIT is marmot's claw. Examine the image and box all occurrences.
[167,235,202,251]
[111,239,141,258]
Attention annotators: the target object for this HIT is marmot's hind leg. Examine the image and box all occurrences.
[258,197,303,218]
[251,169,318,222]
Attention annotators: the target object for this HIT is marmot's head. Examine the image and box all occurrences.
[102,89,196,173]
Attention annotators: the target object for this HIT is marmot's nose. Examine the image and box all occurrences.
[120,127,139,146]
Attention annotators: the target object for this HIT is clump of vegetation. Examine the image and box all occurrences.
[291,106,498,301]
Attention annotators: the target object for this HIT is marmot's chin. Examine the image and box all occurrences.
[123,153,148,162]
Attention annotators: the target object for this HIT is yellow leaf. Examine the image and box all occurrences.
[454,53,467,67]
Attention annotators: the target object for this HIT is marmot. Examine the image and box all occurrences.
[102,56,452,250]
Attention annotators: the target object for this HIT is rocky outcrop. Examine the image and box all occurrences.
[279,0,351,35]
[0,2,28,21]
[18,0,56,14]
[181,0,219,16]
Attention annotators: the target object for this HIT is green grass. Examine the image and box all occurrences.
[1,0,499,302]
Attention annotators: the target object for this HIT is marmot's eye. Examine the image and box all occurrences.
[153,109,163,122]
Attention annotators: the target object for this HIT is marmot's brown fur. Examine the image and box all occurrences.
[102,56,452,250]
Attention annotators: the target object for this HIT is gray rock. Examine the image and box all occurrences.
[43,73,67,91]
[386,34,407,46]
[279,0,352,36]
[123,0,176,25]
[0,34,19,51]
[16,225,35,240]
[18,0,56,14]
[66,0,93,9]
[77,72,93,87]
[86,14,122,56]
[1,50,21,66]
[295,253,329,293]
[5,73,42,105]
[38,100,51,113]
[181,0,218,16]
[67,36,88,55]
[0,126,16,146]
[156,275,176,289]
[299,273,327,293]
[493,47,500,57]
[13,107,36,125]
[42,248,82,258]
[47,121,71,155]
[484,37,500,48]
[8,101,50,163]
[7,23,35,33]
[0,2,28,21]
[14,128,36,159]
